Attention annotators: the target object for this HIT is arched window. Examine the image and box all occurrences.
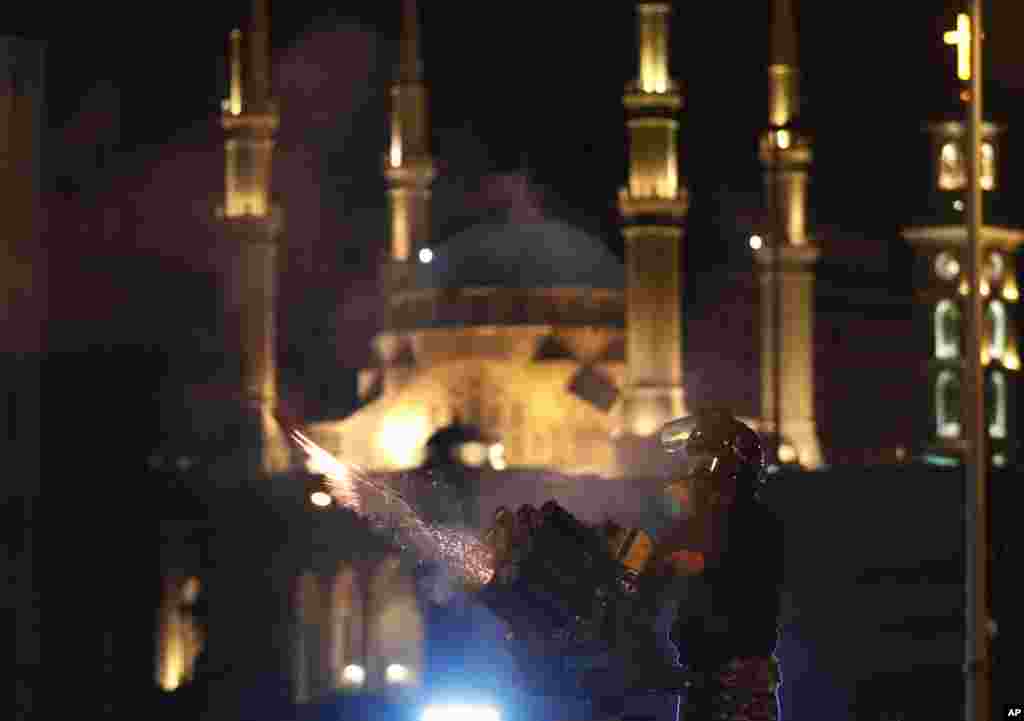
[988,371,1008,439]
[981,142,996,190]
[935,300,961,360]
[328,564,364,691]
[936,370,961,439]
[939,142,965,190]
[985,300,1008,360]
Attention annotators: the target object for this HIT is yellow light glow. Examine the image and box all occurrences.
[1004,348,1021,371]
[182,577,200,604]
[633,414,660,437]
[159,645,184,691]
[456,441,488,467]
[944,14,971,82]
[981,347,990,366]
[981,143,996,190]
[1002,279,1019,302]
[229,29,243,116]
[777,443,798,464]
[959,278,969,296]
[378,410,430,468]
[749,235,763,250]
[981,279,991,297]
[390,138,403,168]
[775,129,792,150]
[310,491,332,507]
[342,664,366,686]
[386,663,411,684]
[489,443,507,471]
[638,5,670,94]
[937,253,958,282]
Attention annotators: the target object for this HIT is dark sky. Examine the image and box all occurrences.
[20,1,1024,250]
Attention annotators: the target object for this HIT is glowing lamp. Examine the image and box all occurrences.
[934,251,960,281]
[488,443,507,471]
[1004,349,1020,371]
[953,199,964,212]
[379,411,430,468]
[749,234,764,250]
[419,247,434,264]
[386,663,411,684]
[310,491,332,508]
[456,441,488,467]
[775,129,792,150]
[777,443,798,465]
[341,664,365,686]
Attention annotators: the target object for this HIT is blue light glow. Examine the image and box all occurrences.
[421,704,501,721]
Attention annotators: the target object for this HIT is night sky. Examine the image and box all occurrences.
[21,1,1024,245]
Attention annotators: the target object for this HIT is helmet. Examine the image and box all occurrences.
[659,409,767,502]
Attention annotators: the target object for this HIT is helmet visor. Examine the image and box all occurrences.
[660,415,699,454]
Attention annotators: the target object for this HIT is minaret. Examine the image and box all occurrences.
[376,0,435,389]
[219,0,289,475]
[618,2,688,444]
[756,0,822,468]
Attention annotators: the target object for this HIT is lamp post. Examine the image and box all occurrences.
[951,3,991,720]
[770,127,784,466]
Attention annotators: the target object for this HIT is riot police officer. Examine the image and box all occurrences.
[651,409,784,721]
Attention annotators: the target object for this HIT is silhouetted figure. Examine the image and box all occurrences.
[649,410,784,721]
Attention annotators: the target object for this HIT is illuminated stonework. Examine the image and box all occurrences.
[308,327,626,477]
[617,3,689,448]
[930,122,1000,192]
[218,2,290,475]
[385,0,435,266]
[291,556,425,699]
[756,0,822,469]
[156,575,204,691]
[637,3,673,95]
[902,182,1023,461]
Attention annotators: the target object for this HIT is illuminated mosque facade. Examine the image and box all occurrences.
[306,0,825,476]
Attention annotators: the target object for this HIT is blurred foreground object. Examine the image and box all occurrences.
[477,501,688,697]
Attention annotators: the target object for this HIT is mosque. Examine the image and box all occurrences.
[4,1,1020,718]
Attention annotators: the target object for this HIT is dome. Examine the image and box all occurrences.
[416,219,623,290]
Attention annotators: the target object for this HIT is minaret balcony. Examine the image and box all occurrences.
[384,157,437,186]
[752,243,820,268]
[617,188,689,221]
[758,129,812,167]
[221,108,279,133]
[217,204,284,239]
[623,85,682,112]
